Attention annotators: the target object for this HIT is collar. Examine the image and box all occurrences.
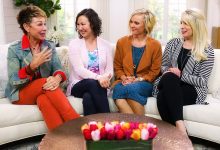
[21,34,43,50]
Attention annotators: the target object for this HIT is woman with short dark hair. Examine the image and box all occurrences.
[67,8,113,115]
[5,6,80,130]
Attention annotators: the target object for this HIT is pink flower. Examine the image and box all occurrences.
[105,122,114,132]
[100,127,107,139]
[82,129,92,140]
[130,122,139,129]
[114,124,121,131]
[107,130,115,140]
[89,121,98,131]
[116,129,125,140]
[148,127,158,139]
[91,129,101,141]
[141,128,149,140]
[81,121,158,141]
[124,129,132,140]
[147,123,156,129]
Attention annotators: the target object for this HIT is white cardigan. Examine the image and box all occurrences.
[66,37,113,96]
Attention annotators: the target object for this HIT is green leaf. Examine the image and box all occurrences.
[12,0,61,17]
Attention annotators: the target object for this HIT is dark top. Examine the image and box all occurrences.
[132,46,145,77]
[177,47,191,71]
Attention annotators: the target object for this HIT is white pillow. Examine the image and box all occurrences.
[208,49,220,94]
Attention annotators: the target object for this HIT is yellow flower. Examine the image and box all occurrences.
[131,129,141,140]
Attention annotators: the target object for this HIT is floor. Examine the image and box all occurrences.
[0,135,220,150]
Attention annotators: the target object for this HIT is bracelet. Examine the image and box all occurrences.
[139,77,144,81]
[26,64,36,75]
[57,74,63,81]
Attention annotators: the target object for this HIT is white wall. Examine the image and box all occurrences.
[90,0,110,41]
[207,0,220,38]
[2,0,22,43]
[109,0,132,43]
[186,0,220,40]
[0,0,6,44]
[1,0,220,44]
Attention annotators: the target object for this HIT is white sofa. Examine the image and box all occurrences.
[0,44,220,145]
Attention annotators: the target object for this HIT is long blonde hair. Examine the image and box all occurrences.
[129,8,156,35]
[181,9,208,61]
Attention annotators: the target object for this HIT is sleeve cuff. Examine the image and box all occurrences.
[53,71,67,82]
[18,66,33,81]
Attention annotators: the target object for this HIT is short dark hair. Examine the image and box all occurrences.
[17,5,47,34]
[75,8,102,38]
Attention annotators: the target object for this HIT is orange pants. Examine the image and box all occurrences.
[13,78,80,130]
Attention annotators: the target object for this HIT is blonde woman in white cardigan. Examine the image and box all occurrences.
[67,8,113,115]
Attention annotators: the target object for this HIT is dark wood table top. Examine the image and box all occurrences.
[39,113,193,150]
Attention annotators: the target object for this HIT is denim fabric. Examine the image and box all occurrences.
[112,81,153,105]
[5,40,65,101]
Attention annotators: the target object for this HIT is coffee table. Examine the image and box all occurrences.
[39,113,193,150]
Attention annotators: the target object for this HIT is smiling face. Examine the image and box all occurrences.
[129,14,145,36]
[180,20,193,40]
[76,15,93,39]
[24,17,47,41]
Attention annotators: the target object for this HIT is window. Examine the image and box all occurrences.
[57,0,90,45]
[146,0,186,45]
[57,0,186,45]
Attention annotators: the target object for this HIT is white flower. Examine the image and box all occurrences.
[47,26,64,44]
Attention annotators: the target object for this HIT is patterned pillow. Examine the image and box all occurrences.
[56,46,70,92]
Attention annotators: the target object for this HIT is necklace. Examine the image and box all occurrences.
[30,44,40,53]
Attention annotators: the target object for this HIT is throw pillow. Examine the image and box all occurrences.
[56,46,70,92]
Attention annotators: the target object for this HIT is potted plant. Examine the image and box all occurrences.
[13,0,61,17]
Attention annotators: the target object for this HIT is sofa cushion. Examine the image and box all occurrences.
[145,94,220,127]
[183,94,220,127]
[0,104,43,127]
[56,46,70,92]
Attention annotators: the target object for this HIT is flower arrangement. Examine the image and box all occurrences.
[47,26,64,46]
[81,121,158,141]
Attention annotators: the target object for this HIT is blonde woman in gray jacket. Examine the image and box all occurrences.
[153,9,214,135]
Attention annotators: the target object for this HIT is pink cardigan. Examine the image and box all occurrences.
[66,37,113,96]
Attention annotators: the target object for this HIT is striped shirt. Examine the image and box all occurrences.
[153,38,214,104]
